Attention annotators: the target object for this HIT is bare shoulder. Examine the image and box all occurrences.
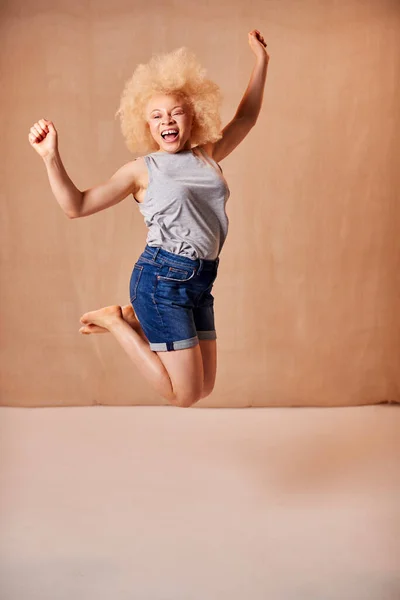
[197,142,226,168]
[115,156,147,180]
[196,142,226,173]
[197,142,215,160]
[129,155,148,184]
[130,155,147,174]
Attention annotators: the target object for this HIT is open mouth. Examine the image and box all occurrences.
[161,129,179,142]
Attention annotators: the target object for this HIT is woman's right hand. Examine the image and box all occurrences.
[28,118,58,158]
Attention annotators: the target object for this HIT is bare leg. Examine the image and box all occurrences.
[79,305,175,403]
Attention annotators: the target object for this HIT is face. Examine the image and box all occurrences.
[145,93,194,153]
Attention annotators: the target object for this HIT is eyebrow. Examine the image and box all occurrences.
[150,105,184,114]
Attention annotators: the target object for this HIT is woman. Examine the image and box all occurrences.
[28,30,269,408]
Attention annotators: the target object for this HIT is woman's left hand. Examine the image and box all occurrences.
[248,29,269,62]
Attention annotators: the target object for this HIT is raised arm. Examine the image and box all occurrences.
[29,118,141,219]
[44,150,141,219]
[206,30,269,163]
[69,159,142,219]
[235,30,269,123]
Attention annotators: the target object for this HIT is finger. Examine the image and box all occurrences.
[31,125,43,139]
[34,122,46,135]
[30,128,41,142]
[29,132,41,144]
[39,118,49,130]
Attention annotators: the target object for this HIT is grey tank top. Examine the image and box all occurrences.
[134,146,230,260]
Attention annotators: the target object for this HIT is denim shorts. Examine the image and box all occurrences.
[129,244,220,352]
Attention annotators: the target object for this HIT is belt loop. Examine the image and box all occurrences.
[197,258,204,275]
[153,247,161,261]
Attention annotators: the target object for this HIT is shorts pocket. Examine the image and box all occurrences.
[157,265,196,283]
[129,264,143,303]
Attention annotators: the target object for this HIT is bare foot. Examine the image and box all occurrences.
[79,305,123,332]
[79,305,141,335]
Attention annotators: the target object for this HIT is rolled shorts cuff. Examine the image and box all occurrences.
[197,330,217,341]
[149,335,199,352]
[149,330,217,352]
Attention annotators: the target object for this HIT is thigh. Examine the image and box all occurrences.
[156,343,204,406]
[199,338,217,396]
[193,284,218,396]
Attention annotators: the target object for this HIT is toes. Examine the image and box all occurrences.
[79,323,108,334]
[80,313,95,324]
[79,324,94,333]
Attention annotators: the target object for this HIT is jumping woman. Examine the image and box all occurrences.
[28,30,269,408]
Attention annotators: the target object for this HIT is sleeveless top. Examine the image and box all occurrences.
[133,146,230,260]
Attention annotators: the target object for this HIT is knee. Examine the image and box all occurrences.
[170,393,201,408]
[199,385,214,400]
[168,383,214,408]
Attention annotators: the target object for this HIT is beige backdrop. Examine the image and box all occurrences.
[1,0,399,407]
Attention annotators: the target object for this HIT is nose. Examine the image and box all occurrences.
[162,114,176,125]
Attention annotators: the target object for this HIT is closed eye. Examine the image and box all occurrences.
[153,112,183,119]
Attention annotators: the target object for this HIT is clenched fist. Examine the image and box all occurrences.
[28,118,58,158]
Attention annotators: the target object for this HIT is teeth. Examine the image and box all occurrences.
[162,130,178,137]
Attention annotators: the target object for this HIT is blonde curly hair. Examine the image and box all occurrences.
[115,47,223,155]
